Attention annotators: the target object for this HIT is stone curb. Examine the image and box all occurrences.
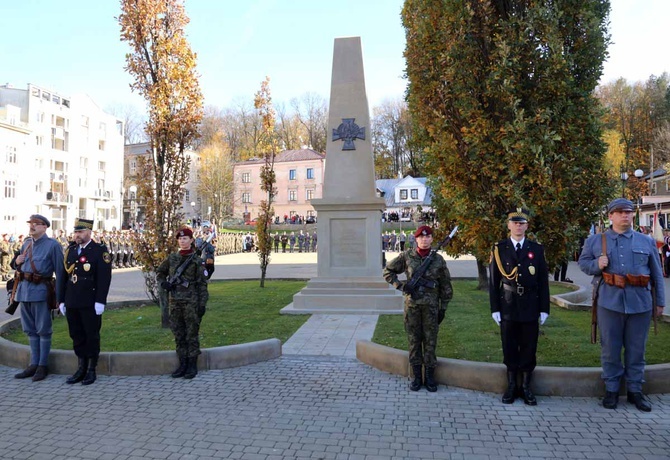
[0,315,281,375]
[356,340,670,396]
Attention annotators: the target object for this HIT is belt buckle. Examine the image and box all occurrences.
[516,285,525,296]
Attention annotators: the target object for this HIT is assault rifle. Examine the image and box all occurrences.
[403,226,458,300]
[162,233,214,292]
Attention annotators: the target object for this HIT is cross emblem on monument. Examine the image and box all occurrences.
[332,118,366,150]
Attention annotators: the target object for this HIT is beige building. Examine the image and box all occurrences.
[0,83,124,234]
[123,142,200,228]
[233,148,325,222]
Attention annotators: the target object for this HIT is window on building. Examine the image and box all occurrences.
[289,190,297,201]
[242,172,250,183]
[4,180,16,198]
[98,161,106,171]
[185,190,190,202]
[306,168,314,179]
[52,95,60,105]
[289,169,297,180]
[31,87,40,98]
[130,159,137,174]
[42,91,50,101]
[306,189,314,201]
[6,147,17,164]
[400,189,408,200]
[99,140,105,151]
[411,189,418,200]
[242,192,251,203]
[116,120,123,136]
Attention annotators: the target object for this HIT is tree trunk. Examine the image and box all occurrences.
[476,259,488,291]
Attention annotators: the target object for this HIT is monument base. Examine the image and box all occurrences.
[282,277,403,315]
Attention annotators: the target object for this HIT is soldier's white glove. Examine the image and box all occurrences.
[94,302,105,315]
[540,312,549,325]
[491,312,501,326]
[59,303,66,316]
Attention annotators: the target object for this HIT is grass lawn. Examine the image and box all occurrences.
[2,280,309,352]
[373,280,670,367]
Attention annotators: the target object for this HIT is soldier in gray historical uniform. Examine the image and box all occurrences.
[12,214,65,382]
[297,230,305,253]
[383,225,453,392]
[311,231,317,252]
[156,227,209,379]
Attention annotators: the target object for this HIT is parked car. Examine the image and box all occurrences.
[305,216,317,224]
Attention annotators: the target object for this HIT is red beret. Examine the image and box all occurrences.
[176,227,194,239]
[414,225,433,238]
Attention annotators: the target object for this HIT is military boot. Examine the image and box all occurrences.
[14,364,38,379]
[32,365,48,382]
[82,358,98,385]
[521,372,537,406]
[410,365,423,391]
[171,356,187,378]
[66,358,89,384]
[183,357,198,379]
[502,371,517,404]
[425,367,438,392]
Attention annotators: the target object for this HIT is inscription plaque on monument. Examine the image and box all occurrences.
[330,218,366,267]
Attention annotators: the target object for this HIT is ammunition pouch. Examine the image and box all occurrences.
[602,272,649,288]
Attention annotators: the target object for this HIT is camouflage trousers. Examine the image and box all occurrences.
[169,299,201,359]
[405,302,440,368]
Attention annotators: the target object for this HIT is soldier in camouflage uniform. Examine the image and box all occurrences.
[383,225,453,392]
[0,234,11,281]
[156,227,209,379]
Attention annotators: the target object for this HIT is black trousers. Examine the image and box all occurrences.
[500,320,539,373]
[66,308,102,359]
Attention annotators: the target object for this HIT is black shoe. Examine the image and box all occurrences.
[171,357,187,378]
[82,358,98,385]
[424,367,437,392]
[14,364,38,379]
[66,358,88,384]
[521,372,537,406]
[410,365,422,391]
[603,391,619,409]
[502,371,517,404]
[627,392,651,412]
[183,357,198,379]
[32,365,48,382]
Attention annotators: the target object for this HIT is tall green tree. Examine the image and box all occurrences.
[119,0,204,325]
[254,77,279,287]
[403,0,612,287]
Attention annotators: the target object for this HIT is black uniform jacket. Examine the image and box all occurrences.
[489,238,550,322]
[58,242,113,309]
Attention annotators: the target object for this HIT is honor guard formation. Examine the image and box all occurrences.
[2,202,666,411]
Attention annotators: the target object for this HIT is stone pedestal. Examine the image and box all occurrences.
[282,37,403,315]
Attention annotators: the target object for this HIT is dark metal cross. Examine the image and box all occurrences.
[332,118,366,150]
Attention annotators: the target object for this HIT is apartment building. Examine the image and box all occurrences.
[233,148,326,222]
[0,83,124,234]
[123,142,200,228]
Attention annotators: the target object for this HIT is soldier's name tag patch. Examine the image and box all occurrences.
[102,252,112,264]
[529,266,536,275]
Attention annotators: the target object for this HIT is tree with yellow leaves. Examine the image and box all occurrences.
[119,0,203,325]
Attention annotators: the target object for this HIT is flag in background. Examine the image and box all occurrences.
[653,210,665,249]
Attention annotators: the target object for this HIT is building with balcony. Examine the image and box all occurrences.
[0,83,124,234]
[232,148,326,222]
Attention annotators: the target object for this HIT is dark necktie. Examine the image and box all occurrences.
[77,246,82,256]
[515,242,521,255]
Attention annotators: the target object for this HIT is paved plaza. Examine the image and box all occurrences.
[1,252,669,459]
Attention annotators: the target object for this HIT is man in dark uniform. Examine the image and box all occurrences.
[489,208,549,405]
[58,218,113,385]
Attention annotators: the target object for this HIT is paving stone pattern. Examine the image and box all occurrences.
[1,357,669,460]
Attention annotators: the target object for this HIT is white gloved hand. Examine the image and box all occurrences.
[59,303,66,316]
[540,312,549,325]
[666,251,670,257]
[492,312,501,326]
[94,302,105,315]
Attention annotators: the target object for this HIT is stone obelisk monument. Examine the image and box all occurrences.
[283,36,403,314]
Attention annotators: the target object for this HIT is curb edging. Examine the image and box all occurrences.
[356,340,670,396]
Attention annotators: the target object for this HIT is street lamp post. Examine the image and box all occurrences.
[620,165,629,197]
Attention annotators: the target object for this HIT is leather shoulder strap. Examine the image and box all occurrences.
[601,232,607,255]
